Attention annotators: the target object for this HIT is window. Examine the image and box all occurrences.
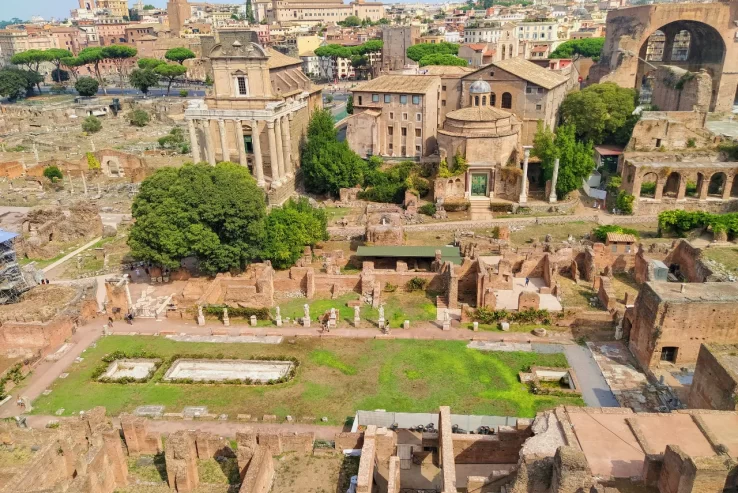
[384,94,391,103]
[358,95,363,105]
[611,244,618,253]
[388,143,393,151]
[415,128,421,137]
[442,100,446,106]
[442,85,447,91]
[372,94,379,102]
[412,95,421,105]
[660,347,678,363]
[400,95,408,104]
[656,138,662,147]
[537,87,544,94]
[491,93,496,106]
[402,113,408,120]
[416,113,421,122]
[625,245,632,254]
[401,146,406,155]
[482,95,487,105]
[389,112,394,119]
[536,104,542,110]
[526,86,533,94]
[489,71,494,77]
[415,145,421,154]
[401,127,407,137]
[474,95,480,106]
[388,127,393,136]
[501,92,512,109]
[236,76,249,96]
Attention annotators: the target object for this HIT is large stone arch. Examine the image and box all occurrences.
[591,2,738,112]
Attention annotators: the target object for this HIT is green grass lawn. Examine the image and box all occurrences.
[703,246,738,273]
[31,336,582,422]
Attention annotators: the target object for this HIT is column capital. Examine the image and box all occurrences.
[266,121,275,129]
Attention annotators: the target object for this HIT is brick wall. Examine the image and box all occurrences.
[688,345,738,411]
[0,317,75,358]
[240,445,274,493]
[121,415,163,456]
[451,425,531,464]
[335,432,364,451]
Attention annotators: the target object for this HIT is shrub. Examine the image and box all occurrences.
[406,277,428,292]
[685,181,698,196]
[50,84,67,94]
[718,142,738,160]
[419,203,436,216]
[383,283,397,293]
[128,109,150,127]
[606,176,621,193]
[686,138,696,148]
[657,210,738,239]
[179,89,189,97]
[640,181,656,196]
[203,305,270,320]
[81,115,102,133]
[475,307,551,325]
[616,191,635,215]
[86,152,101,170]
[43,165,63,182]
[592,225,639,242]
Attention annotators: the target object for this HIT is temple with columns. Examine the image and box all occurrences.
[185,39,322,205]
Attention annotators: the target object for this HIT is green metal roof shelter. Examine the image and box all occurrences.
[355,246,462,265]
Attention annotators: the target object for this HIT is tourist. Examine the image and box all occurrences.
[16,396,22,408]
[525,277,530,287]
[108,317,113,327]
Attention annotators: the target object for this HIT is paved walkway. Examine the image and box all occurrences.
[42,236,102,274]
[0,323,103,418]
[23,415,342,439]
[563,344,619,408]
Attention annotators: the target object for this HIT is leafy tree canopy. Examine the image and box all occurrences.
[419,53,468,67]
[78,46,105,64]
[129,68,159,95]
[75,76,99,96]
[261,198,328,269]
[165,47,196,64]
[144,4,156,9]
[301,109,367,197]
[82,115,102,133]
[340,15,362,27]
[559,82,637,145]
[44,48,73,64]
[532,122,595,198]
[549,38,605,60]
[129,163,267,274]
[314,40,384,60]
[43,165,63,182]
[406,42,459,62]
[101,45,138,59]
[155,63,188,95]
[0,68,30,100]
[138,57,165,70]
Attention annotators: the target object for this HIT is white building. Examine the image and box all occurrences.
[517,21,560,41]
[463,21,502,44]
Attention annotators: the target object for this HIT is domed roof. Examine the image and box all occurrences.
[469,80,491,94]
[446,106,514,122]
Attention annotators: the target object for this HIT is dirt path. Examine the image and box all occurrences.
[42,236,102,274]
[0,323,103,418]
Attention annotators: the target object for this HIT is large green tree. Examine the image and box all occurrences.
[75,76,99,96]
[128,162,267,274]
[301,109,367,197]
[78,47,107,94]
[154,63,188,95]
[419,53,468,67]
[10,49,48,93]
[406,42,459,62]
[137,57,165,70]
[0,68,29,100]
[45,48,73,83]
[549,38,605,60]
[165,47,196,65]
[260,198,328,269]
[129,68,159,97]
[559,82,637,145]
[533,122,595,198]
[61,56,86,82]
[244,0,256,23]
[101,45,137,89]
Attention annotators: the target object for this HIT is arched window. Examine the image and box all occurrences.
[509,44,513,56]
[502,44,506,60]
[474,95,480,106]
[670,30,690,61]
[501,92,512,109]
[482,95,487,106]
[490,93,496,106]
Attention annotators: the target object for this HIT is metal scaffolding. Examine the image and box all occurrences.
[0,230,31,305]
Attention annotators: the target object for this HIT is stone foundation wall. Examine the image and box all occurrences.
[121,414,163,456]
[663,240,717,282]
[165,431,199,492]
[452,424,532,464]
[550,446,592,493]
[688,345,738,411]
[240,445,274,493]
[335,432,364,451]
[0,317,76,358]
[658,445,732,493]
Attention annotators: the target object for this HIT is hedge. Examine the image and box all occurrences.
[658,210,738,237]
[204,305,270,320]
[474,308,553,325]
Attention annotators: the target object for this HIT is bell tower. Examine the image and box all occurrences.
[167,0,191,35]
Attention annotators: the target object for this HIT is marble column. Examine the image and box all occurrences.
[274,117,287,181]
[217,119,230,163]
[281,114,293,176]
[267,121,281,186]
[187,119,201,163]
[203,120,216,166]
[251,120,265,187]
[549,158,560,203]
[519,147,530,204]
[235,120,248,167]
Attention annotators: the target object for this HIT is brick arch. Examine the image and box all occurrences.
[708,171,726,197]
[663,171,681,198]
[640,172,658,198]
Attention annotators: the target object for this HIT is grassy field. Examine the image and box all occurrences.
[703,246,738,273]
[31,336,582,422]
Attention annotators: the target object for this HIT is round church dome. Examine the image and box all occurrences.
[469,80,492,94]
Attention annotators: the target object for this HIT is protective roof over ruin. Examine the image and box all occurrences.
[0,230,18,243]
[356,245,462,264]
[606,232,636,243]
[488,57,568,89]
[353,75,441,94]
[646,281,738,303]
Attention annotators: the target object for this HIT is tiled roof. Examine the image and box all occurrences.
[353,75,440,94]
[606,232,636,243]
[491,57,567,89]
[420,65,474,76]
[266,48,302,69]
[446,105,514,122]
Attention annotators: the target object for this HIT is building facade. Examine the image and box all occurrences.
[167,0,192,35]
[463,21,502,44]
[184,39,322,205]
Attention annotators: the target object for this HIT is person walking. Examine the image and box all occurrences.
[525,277,530,287]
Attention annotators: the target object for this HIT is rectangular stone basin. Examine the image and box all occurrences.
[163,359,293,383]
[101,359,159,381]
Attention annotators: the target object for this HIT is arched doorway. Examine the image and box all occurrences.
[636,20,726,110]
[501,92,512,109]
[708,172,726,197]
[663,172,680,198]
[640,172,658,198]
